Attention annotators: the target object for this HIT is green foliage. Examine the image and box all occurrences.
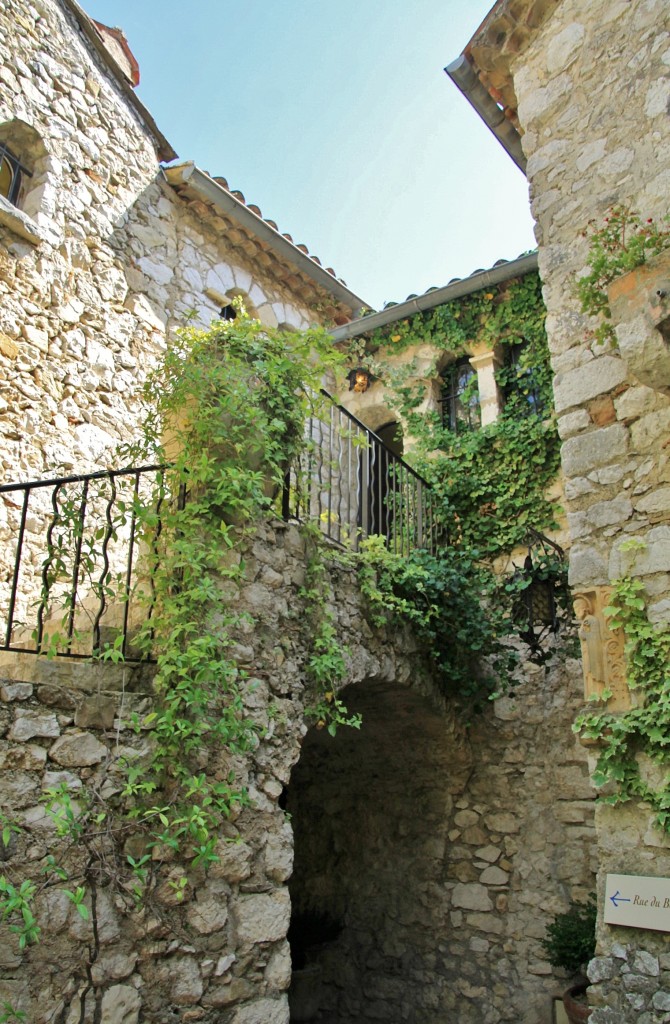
[365,273,546,363]
[358,535,517,703]
[0,813,22,850]
[342,272,566,696]
[351,273,560,561]
[575,574,670,832]
[0,877,40,949]
[0,1003,26,1024]
[578,206,670,345]
[413,416,561,557]
[115,313,345,851]
[542,897,597,974]
[3,310,351,951]
[300,528,362,735]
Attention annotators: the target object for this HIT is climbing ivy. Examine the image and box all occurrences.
[358,536,518,705]
[349,272,561,559]
[0,310,356,948]
[115,312,348,858]
[578,205,670,345]
[574,569,670,833]
[300,525,362,735]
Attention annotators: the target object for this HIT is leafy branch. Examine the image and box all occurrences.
[578,205,670,345]
[575,573,670,832]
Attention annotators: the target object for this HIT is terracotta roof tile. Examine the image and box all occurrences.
[202,172,345,283]
[163,163,368,322]
[381,253,534,310]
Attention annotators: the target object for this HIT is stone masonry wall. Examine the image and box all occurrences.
[289,642,595,1024]
[509,0,670,1018]
[0,0,325,486]
[1,518,593,1024]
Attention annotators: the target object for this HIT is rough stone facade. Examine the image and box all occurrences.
[0,1,605,1022]
[0,0,358,485]
[0,520,593,1024]
[489,0,670,1018]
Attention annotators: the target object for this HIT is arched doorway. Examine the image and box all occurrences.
[361,419,403,541]
[287,678,468,1023]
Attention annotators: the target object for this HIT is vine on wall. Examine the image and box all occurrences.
[578,205,670,346]
[351,272,561,558]
[575,569,670,833]
[347,271,569,697]
[0,311,354,954]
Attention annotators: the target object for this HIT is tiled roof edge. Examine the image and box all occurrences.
[163,162,370,317]
[330,251,538,343]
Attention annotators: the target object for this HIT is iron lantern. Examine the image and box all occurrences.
[511,530,566,661]
[347,367,374,393]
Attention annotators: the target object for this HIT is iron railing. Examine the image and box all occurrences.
[0,465,169,661]
[0,395,437,660]
[284,391,437,555]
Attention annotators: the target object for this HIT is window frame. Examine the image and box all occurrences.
[440,356,480,432]
[0,142,31,207]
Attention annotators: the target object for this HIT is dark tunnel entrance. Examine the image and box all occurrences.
[287,678,465,1023]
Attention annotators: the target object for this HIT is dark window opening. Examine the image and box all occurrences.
[440,358,479,432]
[0,143,29,206]
[220,304,237,321]
[503,341,545,415]
[359,420,403,540]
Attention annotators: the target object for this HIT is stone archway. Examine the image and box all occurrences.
[286,677,472,1024]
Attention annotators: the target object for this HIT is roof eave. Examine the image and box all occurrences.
[445,55,526,173]
[163,162,369,318]
[330,251,539,343]
[57,0,177,162]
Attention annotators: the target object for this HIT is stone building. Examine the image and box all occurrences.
[448,0,670,1020]
[1,0,661,1023]
[0,0,364,485]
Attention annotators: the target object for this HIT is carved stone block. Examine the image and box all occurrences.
[573,586,630,711]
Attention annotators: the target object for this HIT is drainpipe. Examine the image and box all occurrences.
[445,55,527,174]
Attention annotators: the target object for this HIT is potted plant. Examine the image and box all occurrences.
[542,897,597,1023]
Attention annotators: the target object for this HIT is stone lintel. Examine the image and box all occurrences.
[0,195,46,245]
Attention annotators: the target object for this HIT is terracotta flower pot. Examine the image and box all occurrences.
[563,981,591,1023]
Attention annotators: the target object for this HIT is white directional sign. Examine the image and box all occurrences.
[605,874,670,932]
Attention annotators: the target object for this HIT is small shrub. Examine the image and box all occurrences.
[542,897,597,975]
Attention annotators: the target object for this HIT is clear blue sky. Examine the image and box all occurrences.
[82,0,536,310]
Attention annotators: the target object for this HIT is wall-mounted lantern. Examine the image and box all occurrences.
[510,529,566,661]
[347,367,374,393]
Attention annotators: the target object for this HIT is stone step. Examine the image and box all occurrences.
[0,649,155,695]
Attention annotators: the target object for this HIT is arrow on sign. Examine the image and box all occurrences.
[609,890,631,908]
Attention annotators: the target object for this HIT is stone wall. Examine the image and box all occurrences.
[290,644,594,1024]
[507,0,670,1017]
[0,0,337,486]
[0,518,593,1024]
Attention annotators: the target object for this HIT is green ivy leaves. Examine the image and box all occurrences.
[575,576,670,833]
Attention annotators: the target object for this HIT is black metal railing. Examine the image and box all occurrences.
[0,465,168,661]
[282,391,437,555]
[0,396,437,660]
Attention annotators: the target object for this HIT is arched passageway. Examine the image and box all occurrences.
[287,678,470,1023]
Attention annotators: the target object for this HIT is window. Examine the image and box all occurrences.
[0,143,27,206]
[440,357,479,432]
[0,121,49,245]
[501,341,546,416]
